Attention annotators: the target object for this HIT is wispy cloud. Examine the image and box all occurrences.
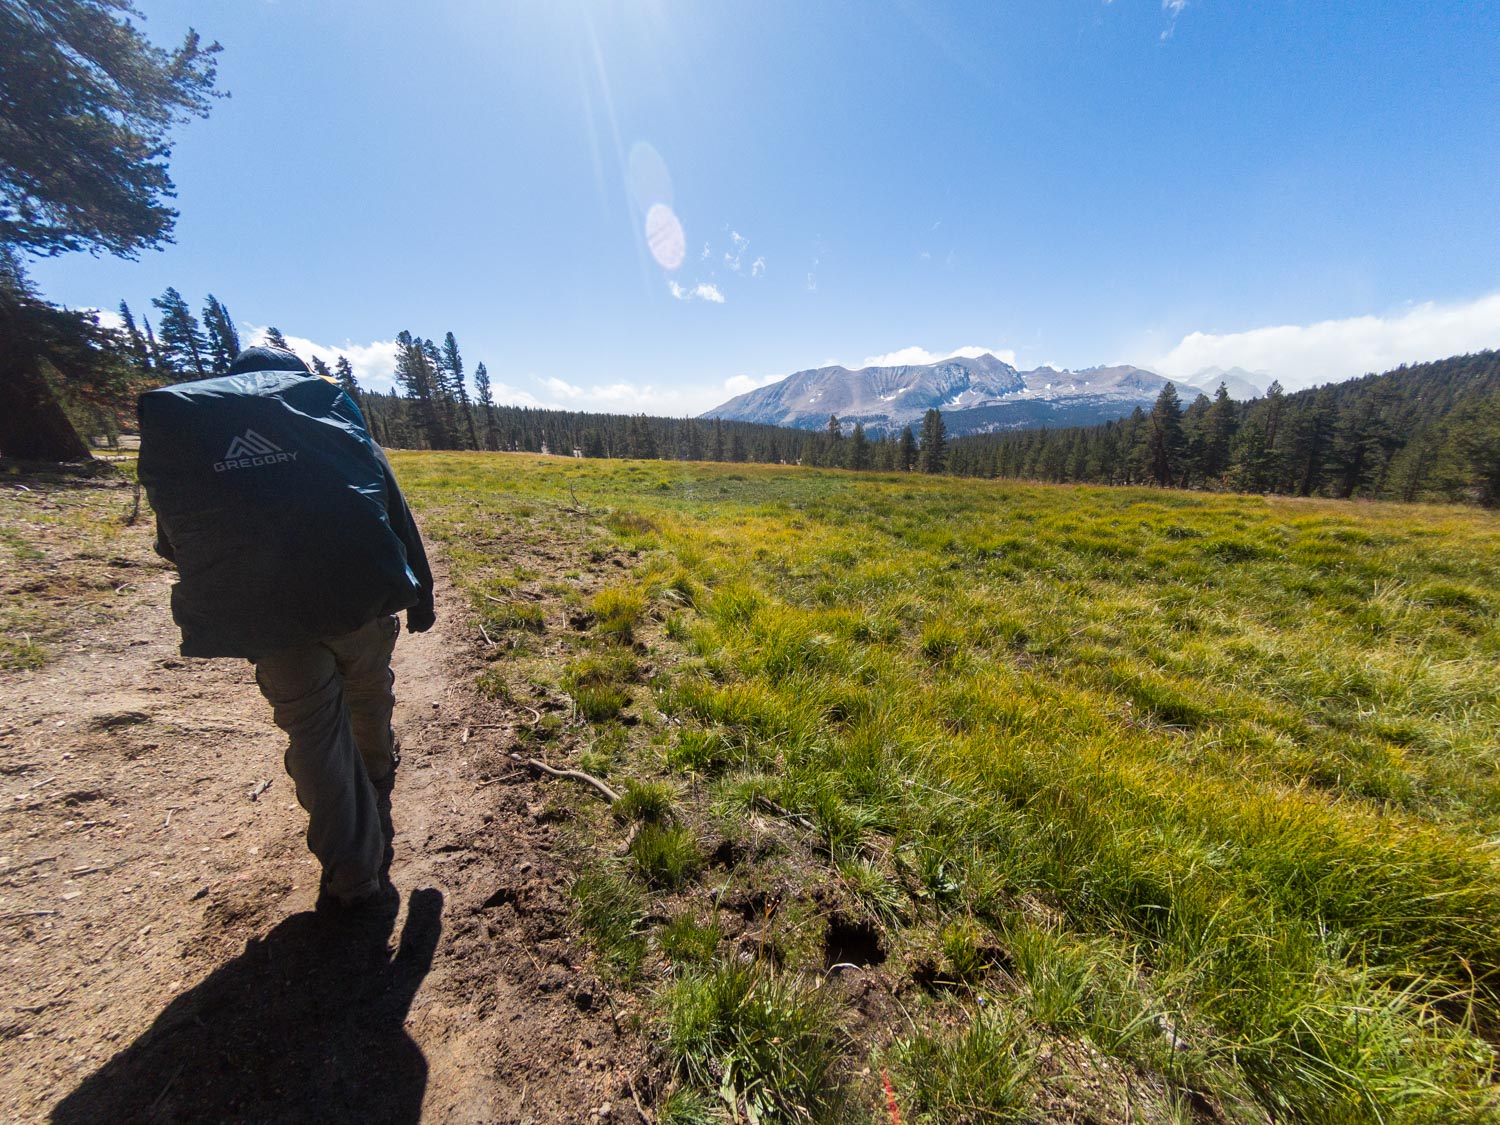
[724,230,750,273]
[750,256,766,278]
[1152,292,1500,390]
[669,280,726,303]
[1160,0,1189,40]
[857,344,1019,369]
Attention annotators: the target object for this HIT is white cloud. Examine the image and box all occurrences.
[721,371,785,397]
[857,344,1019,369]
[543,376,585,399]
[526,376,718,415]
[245,325,400,392]
[1152,292,1500,390]
[751,256,766,278]
[669,280,726,304]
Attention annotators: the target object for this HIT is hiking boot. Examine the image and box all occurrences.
[315,874,396,917]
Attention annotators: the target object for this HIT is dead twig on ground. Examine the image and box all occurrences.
[752,794,817,832]
[616,822,641,857]
[507,753,620,804]
[563,484,590,515]
[478,622,494,646]
[627,1076,654,1124]
[1,910,59,922]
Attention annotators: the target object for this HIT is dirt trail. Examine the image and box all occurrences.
[1,558,650,1122]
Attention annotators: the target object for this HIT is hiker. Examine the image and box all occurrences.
[138,346,435,910]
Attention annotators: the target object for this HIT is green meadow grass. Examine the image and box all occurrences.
[398,453,1500,1122]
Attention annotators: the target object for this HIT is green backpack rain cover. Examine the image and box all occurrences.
[138,371,422,659]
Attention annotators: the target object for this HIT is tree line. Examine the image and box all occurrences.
[25,286,1500,509]
[944,353,1500,507]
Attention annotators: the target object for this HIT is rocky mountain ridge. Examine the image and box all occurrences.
[703,353,1263,436]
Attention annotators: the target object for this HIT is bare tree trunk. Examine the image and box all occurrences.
[0,291,92,461]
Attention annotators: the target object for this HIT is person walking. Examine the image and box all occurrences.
[139,346,435,910]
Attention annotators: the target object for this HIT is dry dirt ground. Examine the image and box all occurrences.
[0,474,653,1123]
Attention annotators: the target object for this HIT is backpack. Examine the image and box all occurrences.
[137,371,422,659]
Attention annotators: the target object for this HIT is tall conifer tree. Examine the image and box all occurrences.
[473,361,498,450]
[918,409,947,473]
[443,331,479,450]
[201,293,239,370]
[150,286,207,376]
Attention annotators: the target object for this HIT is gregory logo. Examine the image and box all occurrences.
[214,430,299,472]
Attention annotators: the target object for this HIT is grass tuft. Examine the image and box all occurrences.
[665,961,850,1123]
[631,823,702,889]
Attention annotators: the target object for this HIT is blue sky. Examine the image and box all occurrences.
[28,1,1500,409]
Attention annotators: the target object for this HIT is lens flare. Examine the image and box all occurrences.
[645,203,686,271]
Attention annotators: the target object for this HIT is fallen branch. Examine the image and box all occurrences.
[478,622,495,646]
[752,795,817,832]
[507,753,620,804]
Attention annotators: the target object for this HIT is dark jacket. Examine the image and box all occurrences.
[139,357,434,659]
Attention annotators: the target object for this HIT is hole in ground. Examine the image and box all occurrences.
[824,915,885,969]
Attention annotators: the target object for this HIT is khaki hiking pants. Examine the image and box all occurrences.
[254,614,400,903]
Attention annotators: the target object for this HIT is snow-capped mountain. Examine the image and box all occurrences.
[703,354,1234,436]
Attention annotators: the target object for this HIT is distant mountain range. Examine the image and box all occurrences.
[703,354,1266,436]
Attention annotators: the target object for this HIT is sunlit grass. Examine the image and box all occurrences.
[397,452,1500,1120]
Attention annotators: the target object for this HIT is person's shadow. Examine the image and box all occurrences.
[52,887,443,1124]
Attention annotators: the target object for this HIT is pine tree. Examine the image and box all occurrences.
[310,355,333,382]
[394,330,443,448]
[264,326,294,353]
[710,417,726,461]
[918,409,947,473]
[150,286,208,376]
[898,425,917,471]
[1202,383,1236,481]
[849,421,871,470]
[473,361,498,450]
[117,300,152,377]
[420,337,459,447]
[441,331,479,450]
[201,293,239,371]
[1146,382,1184,487]
[333,355,359,398]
